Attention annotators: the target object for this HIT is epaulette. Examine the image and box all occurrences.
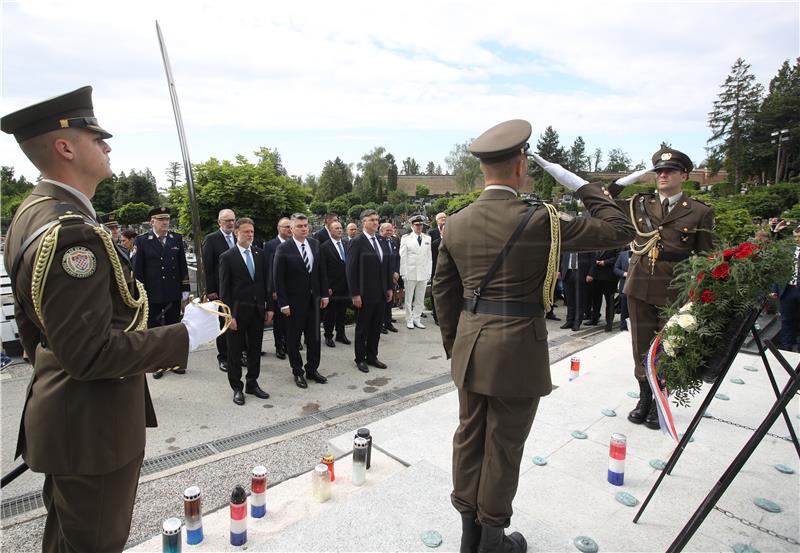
[692,197,710,207]
[54,203,99,227]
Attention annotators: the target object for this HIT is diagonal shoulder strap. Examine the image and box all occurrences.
[471,203,539,312]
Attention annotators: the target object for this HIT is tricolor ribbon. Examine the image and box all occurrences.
[645,333,680,441]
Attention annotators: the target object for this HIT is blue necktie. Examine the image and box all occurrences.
[244,249,255,280]
[337,241,346,261]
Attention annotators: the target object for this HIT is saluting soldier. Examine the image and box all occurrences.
[606,149,714,430]
[133,207,190,346]
[1,86,221,553]
[433,119,635,553]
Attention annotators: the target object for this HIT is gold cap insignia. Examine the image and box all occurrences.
[661,153,672,161]
[682,201,688,206]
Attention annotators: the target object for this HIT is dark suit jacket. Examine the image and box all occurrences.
[429,227,442,243]
[219,245,271,318]
[263,237,284,295]
[559,252,594,281]
[321,239,349,297]
[614,249,631,292]
[202,229,234,296]
[273,237,329,311]
[385,235,400,275]
[346,232,392,304]
[314,227,332,245]
[133,230,190,303]
[588,249,620,281]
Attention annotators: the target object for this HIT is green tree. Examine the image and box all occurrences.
[303,174,318,194]
[402,157,421,175]
[592,148,602,172]
[254,147,288,176]
[416,184,430,196]
[566,136,588,172]
[348,204,367,220]
[116,202,153,226]
[114,169,160,207]
[378,204,395,218]
[170,154,306,242]
[328,197,350,218]
[317,157,353,201]
[425,161,436,175]
[712,205,756,243]
[605,148,632,172]
[753,58,800,182]
[386,153,398,193]
[435,164,443,175]
[387,190,408,204]
[310,199,328,216]
[445,141,482,193]
[707,57,764,189]
[357,147,392,202]
[1,166,34,223]
[530,126,565,200]
[432,197,450,213]
[446,190,482,213]
[165,161,182,188]
[93,174,117,213]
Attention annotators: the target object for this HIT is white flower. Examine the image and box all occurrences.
[679,301,694,313]
[663,337,676,357]
[674,313,698,331]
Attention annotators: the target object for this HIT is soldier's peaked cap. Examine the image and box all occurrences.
[468,119,532,162]
[652,147,693,173]
[149,206,171,219]
[1,86,112,143]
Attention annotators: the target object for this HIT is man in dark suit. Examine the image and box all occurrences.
[381,222,400,333]
[320,220,351,347]
[770,227,800,351]
[346,209,393,373]
[203,208,237,371]
[219,217,273,405]
[133,206,190,379]
[587,248,620,331]
[314,212,338,245]
[263,217,292,360]
[273,213,330,388]
[428,212,446,242]
[559,251,593,331]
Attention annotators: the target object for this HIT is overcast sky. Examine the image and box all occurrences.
[1,0,798,189]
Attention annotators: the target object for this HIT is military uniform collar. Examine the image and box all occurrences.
[39,178,97,220]
[483,184,518,196]
[658,191,683,207]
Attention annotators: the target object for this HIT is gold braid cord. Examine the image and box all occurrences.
[628,194,660,256]
[31,222,149,333]
[542,203,561,312]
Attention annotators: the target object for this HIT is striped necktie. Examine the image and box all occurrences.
[337,241,346,261]
[301,243,311,273]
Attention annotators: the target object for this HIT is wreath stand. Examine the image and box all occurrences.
[632,304,800,552]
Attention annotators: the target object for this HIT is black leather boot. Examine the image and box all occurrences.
[627,380,652,424]
[477,526,527,553]
[644,398,661,430]
[460,512,481,553]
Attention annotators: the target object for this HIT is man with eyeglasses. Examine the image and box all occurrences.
[606,148,714,430]
[203,208,237,372]
[264,217,293,360]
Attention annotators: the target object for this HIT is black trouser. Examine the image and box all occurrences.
[226,306,264,391]
[215,316,227,363]
[778,286,800,351]
[590,279,618,325]
[286,296,322,375]
[354,301,383,362]
[272,309,287,351]
[562,269,586,326]
[147,300,180,328]
[323,297,348,338]
[42,451,144,553]
[383,299,393,326]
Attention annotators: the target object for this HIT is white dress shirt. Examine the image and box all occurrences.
[292,237,314,268]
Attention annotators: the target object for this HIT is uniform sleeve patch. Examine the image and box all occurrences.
[558,212,574,222]
[62,246,97,278]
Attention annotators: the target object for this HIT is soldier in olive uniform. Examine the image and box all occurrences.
[433,119,635,553]
[607,149,714,429]
[99,211,120,242]
[1,87,221,552]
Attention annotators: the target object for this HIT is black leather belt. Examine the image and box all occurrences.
[658,250,690,263]
[463,298,544,318]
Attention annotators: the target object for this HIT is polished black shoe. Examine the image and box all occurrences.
[356,361,369,373]
[391,317,397,323]
[218,361,229,372]
[477,526,526,553]
[152,371,163,379]
[325,337,336,348]
[460,512,481,553]
[385,323,398,333]
[307,372,328,384]
[559,322,572,329]
[245,384,270,399]
[628,381,652,425]
[585,319,599,326]
[644,400,661,430]
[545,312,561,321]
[233,390,245,405]
[367,358,387,369]
[381,327,389,334]
[294,374,308,389]
[335,335,351,345]
[571,324,581,331]
[173,368,186,374]
[604,323,613,332]
[619,321,628,331]
[276,347,287,360]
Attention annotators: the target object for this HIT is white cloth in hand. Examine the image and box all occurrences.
[528,152,588,191]
[181,291,190,301]
[181,300,222,351]
[615,167,653,186]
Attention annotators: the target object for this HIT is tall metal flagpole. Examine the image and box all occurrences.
[155,21,207,298]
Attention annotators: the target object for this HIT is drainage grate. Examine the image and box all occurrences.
[1,490,44,519]
[1,372,453,520]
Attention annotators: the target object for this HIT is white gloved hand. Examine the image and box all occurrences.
[528,152,588,191]
[181,291,190,301]
[181,300,222,351]
[615,167,654,186]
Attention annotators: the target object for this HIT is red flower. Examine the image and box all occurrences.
[711,263,730,280]
[696,272,705,282]
[723,248,736,259]
[701,289,715,303]
[734,243,754,259]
